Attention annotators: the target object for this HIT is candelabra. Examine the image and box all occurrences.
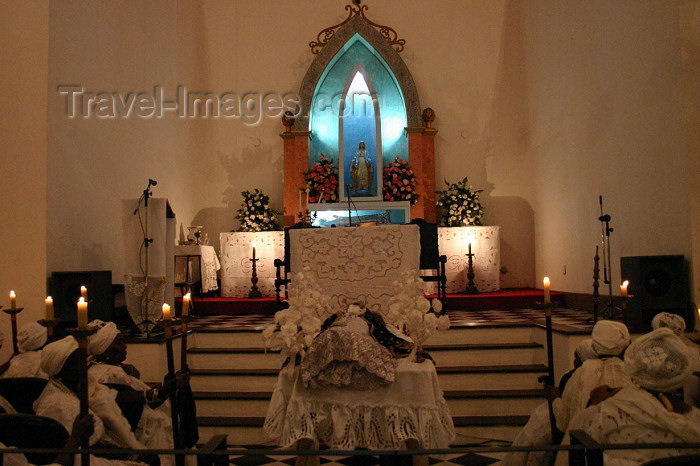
[249,246,263,299]
[464,243,479,294]
[2,305,24,355]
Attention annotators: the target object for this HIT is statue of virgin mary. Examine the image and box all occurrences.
[350,141,373,193]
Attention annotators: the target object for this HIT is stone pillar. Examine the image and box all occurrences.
[406,115,437,223]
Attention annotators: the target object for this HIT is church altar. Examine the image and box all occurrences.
[219,225,500,298]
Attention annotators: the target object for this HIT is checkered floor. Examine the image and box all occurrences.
[187,307,594,335]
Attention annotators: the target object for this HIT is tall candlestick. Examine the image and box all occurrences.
[77,297,88,328]
[80,286,88,301]
[182,293,191,317]
[543,277,551,304]
[252,241,257,261]
[305,188,309,205]
[620,280,629,298]
[46,296,54,319]
[162,303,171,321]
[9,290,16,310]
[469,242,472,255]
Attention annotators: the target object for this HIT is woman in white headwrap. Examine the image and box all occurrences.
[33,336,151,463]
[567,328,700,465]
[552,320,635,434]
[501,338,600,466]
[88,320,175,466]
[0,321,49,379]
[652,312,700,407]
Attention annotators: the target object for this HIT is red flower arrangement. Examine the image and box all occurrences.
[305,154,339,203]
[382,156,418,205]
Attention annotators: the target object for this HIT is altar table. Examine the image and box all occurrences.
[263,358,455,450]
[219,226,501,297]
[219,232,284,298]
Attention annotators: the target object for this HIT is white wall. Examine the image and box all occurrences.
[523,1,696,301]
[0,1,49,363]
[27,0,699,308]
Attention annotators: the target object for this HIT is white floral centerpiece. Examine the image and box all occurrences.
[235,188,280,232]
[436,176,484,226]
[384,270,450,353]
[262,267,330,360]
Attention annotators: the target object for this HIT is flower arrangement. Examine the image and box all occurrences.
[382,156,418,205]
[305,154,339,203]
[235,189,280,232]
[384,270,450,349]
[436,176,484,226]
[262,267,330,358]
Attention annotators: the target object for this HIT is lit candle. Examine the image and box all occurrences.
[620,280,629,298]
[543,277,551,304]
[162,303,171,321]
[305,188,310,205]
[469,242,472,255]
[46,296,54,319]
[252,241,257,261]
[77,297,88,328]
[182,293,191,317]
[80,286,88,301]
[9,290,16,310]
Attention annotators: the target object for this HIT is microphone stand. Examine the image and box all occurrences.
[598,196,619,319]
[135,180,156,336]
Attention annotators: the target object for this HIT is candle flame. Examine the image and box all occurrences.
[622,280,629,287]
[252,241,257,248]
[9,290,15,298]
[543,277,550,286]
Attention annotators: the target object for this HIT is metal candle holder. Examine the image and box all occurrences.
[464,243,479,294]
[248,248,262,299]
[2,305,24,355]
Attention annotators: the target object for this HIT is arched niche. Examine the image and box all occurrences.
[282,9,436,226]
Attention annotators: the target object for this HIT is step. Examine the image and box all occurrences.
[189,369,279,392]
[425,342,544,366]
[424,326,538,345]
[189,331,265,349]
[188,348,285,370]
[436,365,548,391]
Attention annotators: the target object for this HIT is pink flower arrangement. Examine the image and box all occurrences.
[305,154,339,203]
[382,156,418,205]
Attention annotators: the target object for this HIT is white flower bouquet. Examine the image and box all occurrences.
[384,270,450,348]
[436,176,484,226]
[262,267,330,358]
[235,188,280,232]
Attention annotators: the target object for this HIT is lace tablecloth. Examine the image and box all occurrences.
[438,226,500,292]
[219,232,284,297]
[288,224,420,314]
[263,357,455,450]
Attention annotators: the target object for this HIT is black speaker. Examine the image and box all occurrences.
[49,271,113,323]
[620,255,691,333]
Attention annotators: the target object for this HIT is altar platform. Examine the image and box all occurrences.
[178,288,566,317]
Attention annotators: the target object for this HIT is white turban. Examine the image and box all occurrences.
[592,320,630,356]
[40,336,79,377]
[18,321,48,352]
[624,327,694,393]
[575,338,598,362]
[651,312,686,336]
[87,319,120,356]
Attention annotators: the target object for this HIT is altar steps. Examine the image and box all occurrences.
[187,325,548,446]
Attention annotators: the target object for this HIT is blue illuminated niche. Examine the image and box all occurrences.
[309,34,408,202]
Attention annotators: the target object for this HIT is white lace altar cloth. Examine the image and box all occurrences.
[437,226,500,292]
[219,231,284,297]
[288,224,420,314]
[174,245,220,293]
[263,358,455,450]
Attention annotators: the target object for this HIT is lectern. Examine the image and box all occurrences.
[122,198,176,333]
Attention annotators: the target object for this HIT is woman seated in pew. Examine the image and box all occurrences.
[87,320,176,466]
[567,328,700,465]
[1,322,49,379]
[33,336,154,465]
